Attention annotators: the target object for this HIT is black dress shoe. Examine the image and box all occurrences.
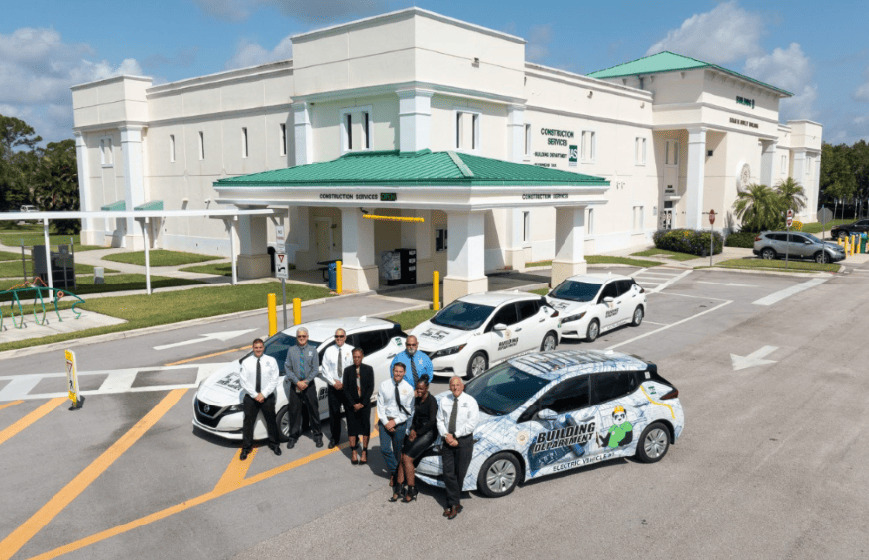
[315,438,324,448]
[328,440,337,449]
[286,439,296,450]
[447,506,459,520]
[271,446,282,456]
[239,449,249,461]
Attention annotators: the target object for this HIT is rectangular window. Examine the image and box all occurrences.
[471,114,478,150]
[280,124,287,156]
[169,134,176,162]
[522,211,530,244]
[345,113,353,151]
[340,107,373,153]
[198,131,205,160]
[524,123,531,157]
[455,110,480,151]
[635,137,646,165]
[665,140,679,166]
[100,137,113,167]
[435,228,448,252]
[456,112,462,149]
[99,139,106,165]
[241,127,248,158]
[362,112,370,149]
[780,154,786,174]
[587,208,594,235]
[581,130,596,162]
[633,206,644,231]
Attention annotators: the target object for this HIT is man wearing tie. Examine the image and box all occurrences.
[437,376,479,519]
[390,335,433,387]
[320,328,354,449]
[376,362,415,491]
[284,327,322,449]
[239,338,282,460]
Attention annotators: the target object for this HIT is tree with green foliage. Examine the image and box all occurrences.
[733,183,785,232]
[32,139,80,234]
[0,115,44,211]
[820,142,856,219]
[774,177,806,213]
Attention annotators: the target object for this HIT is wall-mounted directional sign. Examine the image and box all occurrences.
[275,252,289,279]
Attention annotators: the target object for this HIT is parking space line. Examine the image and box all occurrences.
[642,320,668,326]
[0,397,64,447]
[0,389,187,560]
[165,344,250,366]
[0,400,23,411]
[606,300,732,351]
[656,291,731,302]
[752,278,828,306]
[213,449,257,493]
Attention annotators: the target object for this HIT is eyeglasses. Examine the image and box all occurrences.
[406,343,418,347]
[296,334,308,339]
[335,334,345,338]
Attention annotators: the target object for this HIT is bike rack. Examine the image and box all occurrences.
[0,278,85,331]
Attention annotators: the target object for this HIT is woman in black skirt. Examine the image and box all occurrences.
[343,347,374,465]
[392,378,438,502]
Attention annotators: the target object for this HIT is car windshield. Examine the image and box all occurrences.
[243,333,323,370]
[431,301,495,331]
[463,362,550,416]
[549,280,602,302]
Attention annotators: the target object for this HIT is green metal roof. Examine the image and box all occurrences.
[100,200,126,211]
[213,150,609,188]
[134,200,164,211]
[588,51,793,97]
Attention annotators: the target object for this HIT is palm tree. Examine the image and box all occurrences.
[775,177,806,214]
[733,183,784,232]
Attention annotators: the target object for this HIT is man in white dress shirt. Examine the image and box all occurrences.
[239,338,282,460]
[437,376,479,519]
[376,362,415,488]
[320,328,354,449]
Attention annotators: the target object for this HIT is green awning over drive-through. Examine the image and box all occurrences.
[100,200,126,211]
[134,200,164,211]
[214,150,610,188]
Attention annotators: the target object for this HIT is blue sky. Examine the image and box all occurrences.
[2,0,867,146]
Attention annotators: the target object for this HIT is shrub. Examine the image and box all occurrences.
[653,228,723,256]
[791,220,803,231]
[724,231,757,248]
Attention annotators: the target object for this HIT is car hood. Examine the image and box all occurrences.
[825,241,844,250]
[546,297,592,316]
[196,362,244,406]
[412,322,473,349]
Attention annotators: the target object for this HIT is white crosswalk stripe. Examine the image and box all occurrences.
[0,363,225,402]
[631,268,692,293]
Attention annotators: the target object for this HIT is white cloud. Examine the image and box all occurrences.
[0,27,143,143]
[646,1,763,65]
[745,43,816,119]
[195,0,386,24]
[526,24,552,62]
[224,36,294,70]
[855,70,869,102]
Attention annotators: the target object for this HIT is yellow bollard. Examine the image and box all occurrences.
[293,297,302,325]
[433,271,440,311]
[336,260,343,294]
[267,293,277,336]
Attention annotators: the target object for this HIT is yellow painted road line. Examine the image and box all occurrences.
[0,397,64,447]
[0,389,187,560]
[0,399,24,411]
[165,344,251,366]
[213,448,257,494]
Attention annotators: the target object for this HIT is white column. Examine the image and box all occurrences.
[684,127,707,229]
[444,211,487,304]
[120,125,146,249]
[551,206,587,288]
[340,207,377,292]
[73,132,96,244]
[810,151,821,221]
[293,102,313,165]
[43,218,54,289]
[507,105,526,163]
[760,141,777,187]
[140,218,152,294]
[506,105,528,271]
[237,213,271,279]
[397,89,433,153]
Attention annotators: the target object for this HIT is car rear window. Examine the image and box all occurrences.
[549,280,601,302]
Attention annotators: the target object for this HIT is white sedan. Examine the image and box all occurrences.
[192,317,406,441]
[412,291,560,378]
[545,273,646,342]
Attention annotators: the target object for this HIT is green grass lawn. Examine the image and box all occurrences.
[525,260,552,268]
[586,255,662,267]
[0,229,102,252]
[0,282,332,351]
[0,250,20,261]
[179,262,234,276]
[0,274,204,299]
[715,258,840,273]
[0,260,118,279]
[529,288,550,296]
[800,219,851,234]
[102,250,222,267]
[631,248,698,261]
[387,308,437,331]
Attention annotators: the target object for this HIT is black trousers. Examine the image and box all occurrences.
[288,382,321,440]
[241,393,279,451]
[441,435,474,507]
[326,386,346,443]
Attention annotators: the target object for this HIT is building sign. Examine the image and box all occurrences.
[569,144,578,167]
[380,192,397,202]
[319,193,381,200]
[729,117,759,129]
[522,193,569,200]
[540,128,574,146]
[534,128,576,168]
[736,96,755,109]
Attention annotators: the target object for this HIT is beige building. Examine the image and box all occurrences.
[71,8,822,301]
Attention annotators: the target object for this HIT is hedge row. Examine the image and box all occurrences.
[653,228,723,256]
[724,231,757,248]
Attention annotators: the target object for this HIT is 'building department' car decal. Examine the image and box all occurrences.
[420,328,450,341]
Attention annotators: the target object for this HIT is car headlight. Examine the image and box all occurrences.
[429,344,466,359]
[226,404,243,413]
[559,311,586,326]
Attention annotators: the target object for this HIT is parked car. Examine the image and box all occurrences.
[192,317,406,441]
[752,231,845,263]
[830,219,869,240]
[414,349,685,497]
[545,273,646,342]
[412,291,560,378]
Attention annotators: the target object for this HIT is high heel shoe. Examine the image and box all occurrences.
[360,448,368,464]
[351,448,359,465]
[402,485,418,502]
[388,483,406,503]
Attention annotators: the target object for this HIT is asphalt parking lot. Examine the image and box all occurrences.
[1,265,867,560]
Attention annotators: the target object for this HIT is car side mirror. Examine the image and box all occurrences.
[805,240,812,244]
[494,323,507,331]
[536,408,558,421]
[603,296,614,304]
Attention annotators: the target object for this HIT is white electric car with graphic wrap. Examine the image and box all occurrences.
[545,274,646,342]
[411,292,560,378]
[192,317,406,441]
[414,349,684,497]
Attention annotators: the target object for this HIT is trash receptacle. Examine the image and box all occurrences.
[327,262,337,290]
[861,233,867,254]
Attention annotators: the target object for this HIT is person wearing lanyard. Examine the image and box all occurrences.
[342,347,374,465]
[284,327,322,449]
[321,328,354,449]
[394,377,438,503]
[238,338,282,460]
[390,335,434,387]
[437,376,479,519]
[376,362,414,495]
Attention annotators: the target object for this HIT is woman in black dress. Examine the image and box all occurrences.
[342,347,374,465]
[392,378,438,502]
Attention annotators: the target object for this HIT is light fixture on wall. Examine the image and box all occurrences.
[587,90,593,98]
[472,57,480,67]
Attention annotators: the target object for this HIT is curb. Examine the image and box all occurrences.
[693,265,836,278]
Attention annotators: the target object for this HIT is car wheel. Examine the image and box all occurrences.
[636,422,670,463]
[585,319,600,342]
[275,406,290,442]
[838,231,848,240]
[477,452,521,498]
[631,306,644,327]
[760,248,776,260]
[540,331,558,351]
[466,351,488,378]
[814,251,829,264]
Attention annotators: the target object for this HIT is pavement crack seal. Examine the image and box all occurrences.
[0,389,187,560]
[0,398,64,447]
[25,426,382,560]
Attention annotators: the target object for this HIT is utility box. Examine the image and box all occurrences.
[32,245,76,290]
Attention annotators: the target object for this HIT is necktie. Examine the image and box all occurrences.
[448,395,459,435]
[255,358,261,393]
[337,347,342,380]
[395,383,410,415]
[300,347,305,374]
[410,357,419,385]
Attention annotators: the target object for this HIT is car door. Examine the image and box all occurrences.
[589,370,642,459]
[614,280,637,325]
[484,303,522,363]
[596,281,621,331]
[348,328,396,389]
[514,298,547,352]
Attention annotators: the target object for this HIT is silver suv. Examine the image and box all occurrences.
[753,231,845,263]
